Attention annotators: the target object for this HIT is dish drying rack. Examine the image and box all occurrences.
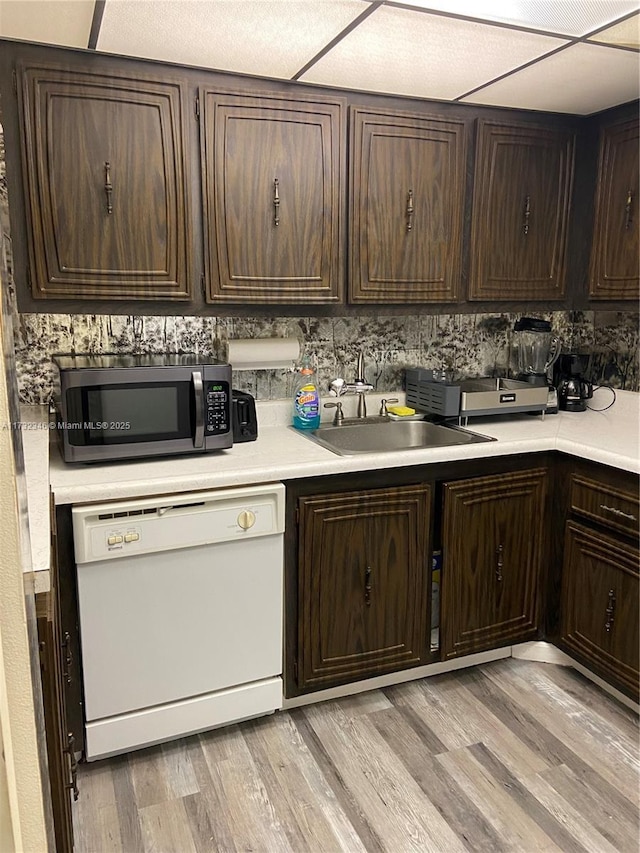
[406,368,549,423]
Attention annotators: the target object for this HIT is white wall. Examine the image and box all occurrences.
[0,236,49,850]
[0,689,16,852]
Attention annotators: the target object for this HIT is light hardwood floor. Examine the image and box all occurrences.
[72,659,640,852]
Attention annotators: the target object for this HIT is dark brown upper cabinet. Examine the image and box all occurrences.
[469,120,575,301]
[200,89,345,304]
[349,108,467,303]
[589,116,639,301]
[18,65,193,300]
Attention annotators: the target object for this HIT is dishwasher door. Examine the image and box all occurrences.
[73,483,284,760]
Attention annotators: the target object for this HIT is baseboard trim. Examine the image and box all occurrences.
[284,641,639,714]
[283,647,511,709]
[511,641,574,665]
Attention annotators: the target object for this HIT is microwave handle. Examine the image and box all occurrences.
[192,371,204,448]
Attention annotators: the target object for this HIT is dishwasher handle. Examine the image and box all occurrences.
[193,371,204,448]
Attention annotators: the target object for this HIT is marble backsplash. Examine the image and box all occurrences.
[12,309,640,405]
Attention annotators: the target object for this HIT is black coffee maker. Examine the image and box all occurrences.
[554,353,593,412]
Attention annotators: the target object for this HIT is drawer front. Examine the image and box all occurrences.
[570,475,639,537]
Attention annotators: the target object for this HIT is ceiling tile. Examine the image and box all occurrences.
[588,10,640,46]
[0,0,94,47]
[461,42,640,114]
[97,0,370,78]
[299,5,567,99]
[392,1,640,37]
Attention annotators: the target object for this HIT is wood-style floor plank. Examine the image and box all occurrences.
[242,713,368,853]
[291,709,386,853]
[72,659,639,853]
[519,768,621,853]
[302,699,467,852]
[159,740,200,799]
[436,745,565,852]
[483,661,640,802]
[367,704,509,852]
[417,677,552,780]
[138,799,198,853]
[540,762,640,853]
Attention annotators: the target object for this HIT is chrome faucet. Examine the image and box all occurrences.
[328,350,374,418]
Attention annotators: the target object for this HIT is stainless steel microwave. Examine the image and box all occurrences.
[53,354,233,463]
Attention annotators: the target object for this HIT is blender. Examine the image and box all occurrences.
[513,317,561,412]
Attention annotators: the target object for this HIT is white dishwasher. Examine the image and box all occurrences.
[72,482,285,761]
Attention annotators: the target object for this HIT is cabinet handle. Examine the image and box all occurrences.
[522,195,531,235]
[64,732,79,801]
[364,566,372,606]
[604,588,616,633]
[600,504,636,521]
[625,189,633,230]
[104,161,113,215]
[273,178,280,227]
[61,631,73,685]
[406,189,414,233]
[495,544,504,582]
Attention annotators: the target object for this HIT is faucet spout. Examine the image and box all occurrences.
[328,351,373,417]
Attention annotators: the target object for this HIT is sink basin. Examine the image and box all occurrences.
[295,417,494,456]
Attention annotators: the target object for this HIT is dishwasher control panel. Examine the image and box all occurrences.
[104,527,141,548]
[73,483,285,564]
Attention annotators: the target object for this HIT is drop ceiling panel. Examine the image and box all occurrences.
[588,11,640,46]
[300,5,568,99]
[394,1,640,37]
[461,42,640,114]
[0,0,94,47]
[97,0,369,78]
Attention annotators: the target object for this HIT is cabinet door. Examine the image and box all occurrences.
[589,117,639,300]
[441,469,546,658]
[19,65,193,300]
[349,108,466,303]
[469,121,574,300]
[36,496,77,853]
[561,521,639,697]
[201,90,345,303]
[296,485,430,690]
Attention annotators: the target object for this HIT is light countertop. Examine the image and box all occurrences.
[19,388,639,588]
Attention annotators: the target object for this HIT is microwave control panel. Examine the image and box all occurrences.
[205,381,230,435]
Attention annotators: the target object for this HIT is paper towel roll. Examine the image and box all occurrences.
[227,337,301,370]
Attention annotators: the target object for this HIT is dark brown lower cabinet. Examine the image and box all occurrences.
[295,484,431,692]
[441,469,547,659]
[37,588,76,853]
[37,496,77,852]
[560,521,639,698]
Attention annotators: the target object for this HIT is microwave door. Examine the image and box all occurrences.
[60,368,200,459]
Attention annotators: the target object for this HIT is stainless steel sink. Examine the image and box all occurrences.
[295,417,494,456]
